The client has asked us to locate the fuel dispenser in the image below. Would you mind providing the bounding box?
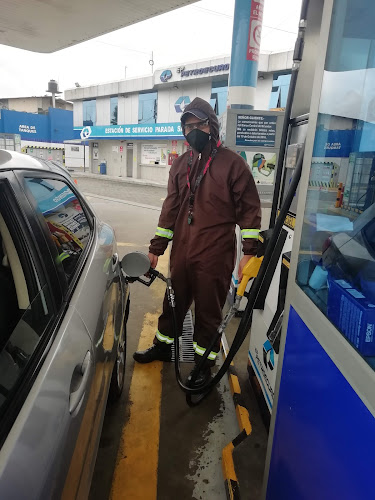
[262,0,375,498]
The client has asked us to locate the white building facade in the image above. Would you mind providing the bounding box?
[65,51,292,182]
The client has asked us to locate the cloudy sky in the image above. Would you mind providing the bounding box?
[0,0,302,98]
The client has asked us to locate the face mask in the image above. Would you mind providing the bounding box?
[186,129,210,153]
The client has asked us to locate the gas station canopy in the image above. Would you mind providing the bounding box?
[0,0,198,53]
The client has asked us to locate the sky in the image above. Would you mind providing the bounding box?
[0,0,302,98]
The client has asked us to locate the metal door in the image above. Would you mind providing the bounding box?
[126,147,133,177]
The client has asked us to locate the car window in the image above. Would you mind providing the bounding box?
[25,178,91,281]
[0,203,54,419]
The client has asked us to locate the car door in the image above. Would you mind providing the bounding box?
[0,170,96,499]
[18,169,124,497]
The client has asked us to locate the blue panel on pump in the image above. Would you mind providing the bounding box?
[267,306,375,500]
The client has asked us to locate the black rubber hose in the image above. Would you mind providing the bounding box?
[269,0,309,227]
[173,143,305,397]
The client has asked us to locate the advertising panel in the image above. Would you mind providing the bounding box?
[247,0,264,62]
[238,150,276,184]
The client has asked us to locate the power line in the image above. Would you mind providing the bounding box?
[94,40,150,55]
[193,6,297,35]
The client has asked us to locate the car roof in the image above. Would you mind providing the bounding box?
[0,149,71,180]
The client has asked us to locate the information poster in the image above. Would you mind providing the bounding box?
[141,144,167,165]
[236,114,277,147]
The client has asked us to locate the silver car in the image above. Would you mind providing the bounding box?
[0,150,129,499]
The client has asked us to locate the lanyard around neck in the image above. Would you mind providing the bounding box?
[186,140,221,193]
[186,140,221,225]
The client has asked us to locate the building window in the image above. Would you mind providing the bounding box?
[210,80,228,117]
[110,96,118,125]
[138,92,157,124]
[83,99,96,126]
[269,73,291,109]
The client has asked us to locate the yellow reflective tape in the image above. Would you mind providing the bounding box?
[193,342,218,360]
[56,252,70,264]
[155,227,173,239]
[241,229,260,239]
[156,330,174,344]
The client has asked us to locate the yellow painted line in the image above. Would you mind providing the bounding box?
[222,443,237,482]
[228,373,241,396]
[236,405,252,436]
[110,250,169,500]
[117,242,149,248]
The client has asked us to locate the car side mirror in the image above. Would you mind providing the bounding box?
[121,252,151,278]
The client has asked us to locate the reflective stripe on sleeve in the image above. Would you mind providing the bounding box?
[241,229,260,239]
[156,330,174,345]
[155,227,174,240]
[56,252,70,264]
[193,342,218,361]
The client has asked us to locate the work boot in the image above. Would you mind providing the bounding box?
[187,365,211,388]
[133,343,172,363]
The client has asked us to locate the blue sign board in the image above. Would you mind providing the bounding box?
[236,114,277,147]
[313,129,355,157]
[0,108,74,143]
[77,122,184,140]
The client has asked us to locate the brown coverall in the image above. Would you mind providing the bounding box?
[149,98,261,365]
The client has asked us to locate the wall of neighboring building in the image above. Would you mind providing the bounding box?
[2,97,73,113]
[8,97,39,113]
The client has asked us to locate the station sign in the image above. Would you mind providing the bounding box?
[77,122,184,140]
[181,63,230,78]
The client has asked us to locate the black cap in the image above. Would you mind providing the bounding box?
[181,108,209,124]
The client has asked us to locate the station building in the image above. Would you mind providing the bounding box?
[65,51,293,182]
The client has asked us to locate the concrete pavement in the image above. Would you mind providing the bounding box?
[86,193,268,500]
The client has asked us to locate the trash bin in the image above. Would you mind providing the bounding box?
[99,162,107,175]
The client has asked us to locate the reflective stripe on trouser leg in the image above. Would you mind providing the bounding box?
[156,330,174,345]
[193,342,218,361]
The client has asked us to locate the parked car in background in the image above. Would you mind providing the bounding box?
[0,149,129,499]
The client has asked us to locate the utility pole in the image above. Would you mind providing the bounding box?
[149,51,154,74]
